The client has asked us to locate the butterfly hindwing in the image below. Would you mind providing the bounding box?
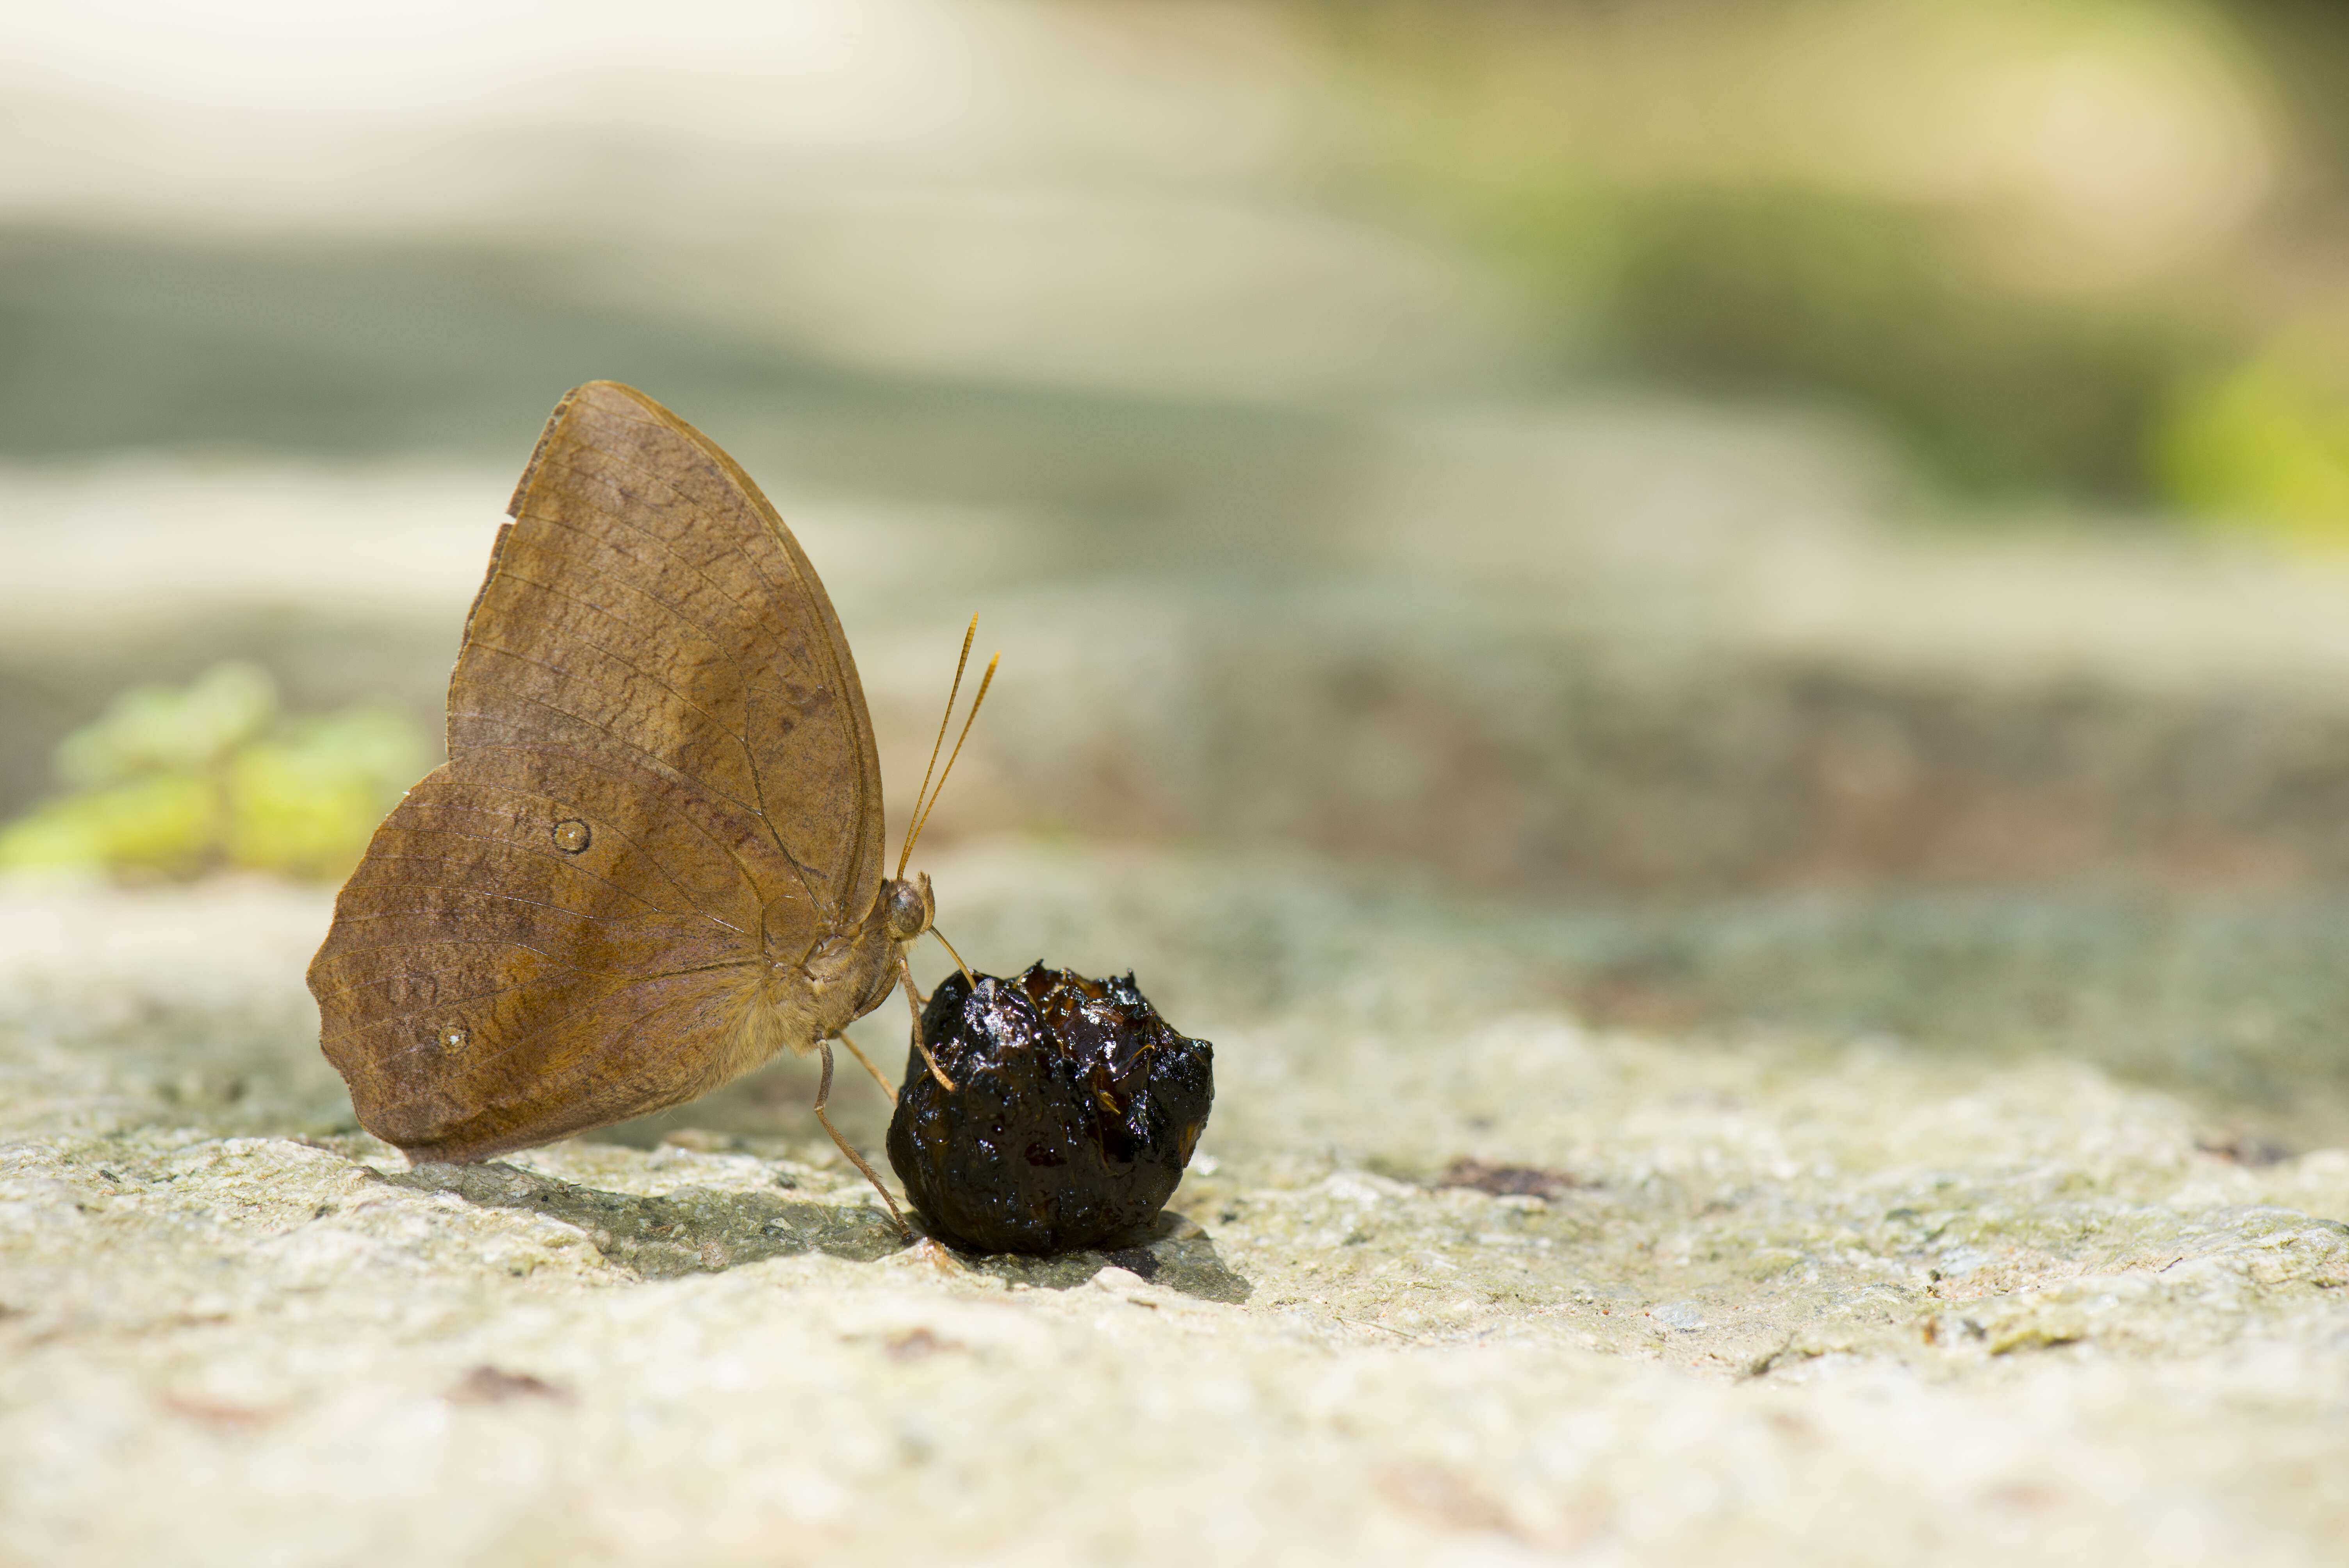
[308,742,804,1160]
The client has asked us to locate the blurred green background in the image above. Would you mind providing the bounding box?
[6,0,2349,1143]
[1308,0,2349,529]
[9,1,2349,530]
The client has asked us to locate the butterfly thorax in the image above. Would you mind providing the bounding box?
[740,872,929,1069]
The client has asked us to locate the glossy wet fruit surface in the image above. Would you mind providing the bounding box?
[886,964,1214,1254]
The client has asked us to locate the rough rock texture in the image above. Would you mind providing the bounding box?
[4,852,2347,1566]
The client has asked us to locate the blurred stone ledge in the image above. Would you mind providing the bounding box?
[872,404,2349,900]
[14,401,2349,901]
[863,569,2349,901]
[11,572,2349,903]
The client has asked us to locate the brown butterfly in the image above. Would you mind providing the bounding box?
[306,381,993,1229]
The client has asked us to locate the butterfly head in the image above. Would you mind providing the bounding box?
[880,871,935,944]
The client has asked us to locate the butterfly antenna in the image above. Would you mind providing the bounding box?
[898,616,977,880]
[900,652,998,872]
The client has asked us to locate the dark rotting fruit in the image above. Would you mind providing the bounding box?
[886,964,1214,1254]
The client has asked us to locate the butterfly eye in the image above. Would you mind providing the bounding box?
[551,819,591,853]
[439,1026,471,1052]
[882,878,931,941]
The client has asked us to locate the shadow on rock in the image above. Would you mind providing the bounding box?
[385,1161,905,1276]
[949,1212,1253,1304]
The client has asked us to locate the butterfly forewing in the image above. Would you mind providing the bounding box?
[449,382,884,926]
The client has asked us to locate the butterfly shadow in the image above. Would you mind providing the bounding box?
[943,1212,1255,1305]
[381,1160,1253,1301]
[384,1160,907,1275]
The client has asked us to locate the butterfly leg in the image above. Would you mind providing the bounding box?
[898,947,957,1092]
[814,1038,909,1240]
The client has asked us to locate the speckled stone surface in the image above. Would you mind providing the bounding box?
[3,850,2347,1566]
